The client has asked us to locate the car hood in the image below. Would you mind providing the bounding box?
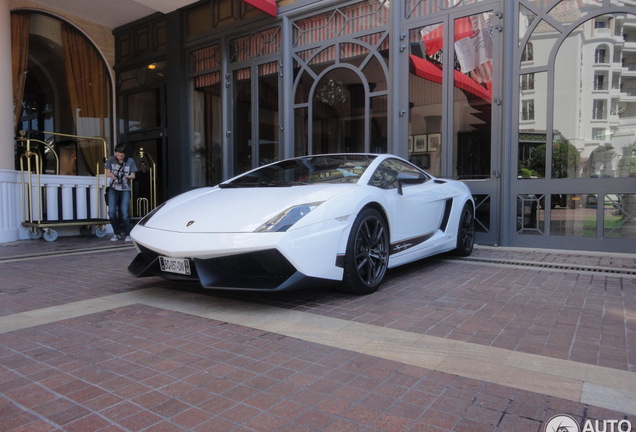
[143,184,356,233]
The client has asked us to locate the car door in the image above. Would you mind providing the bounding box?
[371,159,452,253]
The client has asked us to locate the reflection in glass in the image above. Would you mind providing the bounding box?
[294,107,308,157]
[192,72,222,187]
[550,194,596,237]
[473,194,490,233]
[519,5,537,44]
[517,194,544,234]
[604,194,636,239]
[312,69,367,154]
[127,89,159,131]
[370,96,388,154]
[453,12,493,180]
[518,72,548,179]
[553,12,636,179]
[408,23,444,176]
[234,68,252,174]
[258,62,279,166]
[405,0,486,19]
[520,20,559,70]
[547,0,603,25]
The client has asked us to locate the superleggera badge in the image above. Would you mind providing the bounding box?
[186,221,195,227]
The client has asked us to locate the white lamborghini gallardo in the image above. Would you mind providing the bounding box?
[128,154,475,295]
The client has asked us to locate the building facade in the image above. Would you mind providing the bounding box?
[3,0,636,253]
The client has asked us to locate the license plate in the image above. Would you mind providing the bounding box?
[159,256,191,275]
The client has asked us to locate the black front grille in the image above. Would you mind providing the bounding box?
[208,249,296,278]
[195,249,297,289]
[130,246,299,290]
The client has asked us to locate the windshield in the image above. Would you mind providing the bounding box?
[220,155,377,188]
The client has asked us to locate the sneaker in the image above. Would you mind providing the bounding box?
[111,234,120,241]
[124,235,132,242]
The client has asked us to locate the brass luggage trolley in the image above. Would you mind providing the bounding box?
[17,131,110,242]
[131,147,157,219]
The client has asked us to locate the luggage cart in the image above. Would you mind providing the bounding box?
[17,131,110,242]
[131,147,157,219]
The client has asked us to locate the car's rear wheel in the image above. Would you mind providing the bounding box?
[453,202,475,256]
[341,208,389,295]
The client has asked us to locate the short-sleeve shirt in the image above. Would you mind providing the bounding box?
[105,156,137,192]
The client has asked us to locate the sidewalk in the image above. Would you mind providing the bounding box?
[0,236,634,431]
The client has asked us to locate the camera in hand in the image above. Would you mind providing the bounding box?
[116,171,126,184]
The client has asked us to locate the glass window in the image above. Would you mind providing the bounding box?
[521,73,534,90]
[234,68,252,174]
[127,89,160,131]
[604,194,636,239]
[192,72,222,187]
[453,12,494,181]
[521,42,534,62]
[594,74,606,90]
[521,100,534,121]
[370,158,426,190]
[408,23,444,177]
[550,194,596,237]
[517,194,544,234]
[593,100,607,120]
[595,47,607,64]
[292,0,390,157]
[13,12,112,176]
[258,62,280,166]
[592,128,606,141]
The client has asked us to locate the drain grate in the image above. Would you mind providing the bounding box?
[443,256,636,277]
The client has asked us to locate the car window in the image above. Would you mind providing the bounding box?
[220,155,376,188]
[369,158,428,190]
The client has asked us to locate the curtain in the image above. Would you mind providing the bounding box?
[11,13,30,131]
[61,23,109,176]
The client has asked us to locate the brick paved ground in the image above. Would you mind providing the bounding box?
[1,304,632,432]
[0,236,635,431]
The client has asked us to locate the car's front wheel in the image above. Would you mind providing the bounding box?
[453,202,475,256]
[341,208,389,295]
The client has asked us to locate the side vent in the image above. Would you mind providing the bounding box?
[439,199,453,232]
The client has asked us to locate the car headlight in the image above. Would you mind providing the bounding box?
[255,202,324,232]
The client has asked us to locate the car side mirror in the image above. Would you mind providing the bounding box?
[396,171,426,195]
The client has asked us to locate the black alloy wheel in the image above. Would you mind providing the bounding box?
[342,208,389,295]
[454,202,475,256]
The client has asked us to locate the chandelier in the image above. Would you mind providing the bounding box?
[316,79,347,106]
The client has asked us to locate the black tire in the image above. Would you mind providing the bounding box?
[341,208,389,295]
[453,202,475,256]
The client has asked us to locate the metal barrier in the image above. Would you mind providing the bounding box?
[16,131,110,242]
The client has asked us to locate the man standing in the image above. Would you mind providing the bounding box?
[105,144,137,241]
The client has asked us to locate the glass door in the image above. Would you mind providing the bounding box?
[230,61,281,175]
[406,1,502,245]
[450,6,501,246]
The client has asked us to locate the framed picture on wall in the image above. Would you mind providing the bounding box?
[414,134,427,153]
[408,135,414,153]
[428,133,441,151]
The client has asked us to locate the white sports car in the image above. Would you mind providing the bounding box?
[128,154,475,295]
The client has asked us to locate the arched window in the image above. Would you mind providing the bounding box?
[594,44,608,64]
[12,11,112,176]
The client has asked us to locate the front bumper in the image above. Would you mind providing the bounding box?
[127,220,351,290]
[128,245,330,291]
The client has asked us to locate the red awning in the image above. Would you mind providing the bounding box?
[243,0,277,17]
[409,54,491,103]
